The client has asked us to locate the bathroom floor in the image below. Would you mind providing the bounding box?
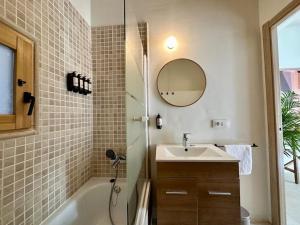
[285,170,300,225]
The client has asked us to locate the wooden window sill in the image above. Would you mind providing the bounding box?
[0,128,37,140]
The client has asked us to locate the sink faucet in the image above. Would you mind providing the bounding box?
[183,133,191,148]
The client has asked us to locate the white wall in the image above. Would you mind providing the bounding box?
[144,0,269,222]
[91,0,124,26]
[70,0,91,25]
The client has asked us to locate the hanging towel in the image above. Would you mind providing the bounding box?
[225,145,252,175]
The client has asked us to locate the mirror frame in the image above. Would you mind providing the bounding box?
[157,58,207,107]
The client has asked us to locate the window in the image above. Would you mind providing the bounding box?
[0,44,14,115]
[0,21,35,133]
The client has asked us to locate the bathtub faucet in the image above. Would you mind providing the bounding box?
[106,149,126,168]
[112,154,126,168]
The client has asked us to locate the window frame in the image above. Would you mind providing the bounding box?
[0,20,37,138]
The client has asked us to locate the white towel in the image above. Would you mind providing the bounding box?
[225,145,252,175]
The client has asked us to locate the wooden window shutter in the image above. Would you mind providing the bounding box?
[15,37,34,129]
[0,21,35,132]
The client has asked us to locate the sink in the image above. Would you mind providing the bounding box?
[164,146,222,158]
[156,144,239,162]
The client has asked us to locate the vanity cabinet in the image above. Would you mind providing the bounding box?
[157,162,240,225]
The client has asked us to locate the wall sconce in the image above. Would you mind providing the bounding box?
[165,36,177,50]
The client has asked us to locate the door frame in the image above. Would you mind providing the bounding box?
[263,1,300,225]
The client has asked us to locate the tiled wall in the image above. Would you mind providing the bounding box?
[0,0,147,222]
[0,0,93,225]
[90,23,147,178]
[91,25,126,178]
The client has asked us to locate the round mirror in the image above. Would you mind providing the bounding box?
[157,59,206,107]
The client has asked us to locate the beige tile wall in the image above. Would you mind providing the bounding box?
[90,23,147,178]
[0,0,93,225]
[91,25,126,178]
[0,0,147,222]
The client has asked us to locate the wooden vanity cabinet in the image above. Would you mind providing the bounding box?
[157,162,241,225]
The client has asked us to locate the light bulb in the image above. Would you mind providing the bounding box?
[166,36,177,50]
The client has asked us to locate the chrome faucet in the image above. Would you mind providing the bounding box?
[182,133,191,148]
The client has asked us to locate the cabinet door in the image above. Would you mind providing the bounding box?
[157,211,198,225]
[157,178,198,225]
[197,182,241,225]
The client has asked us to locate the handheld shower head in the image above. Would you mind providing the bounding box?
[106,149,116,160]
[106,149,126,168]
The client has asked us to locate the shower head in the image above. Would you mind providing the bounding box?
[106,149,116,160]
[106,149,126,169]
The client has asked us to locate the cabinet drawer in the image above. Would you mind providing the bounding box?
[197,182,240,225]
[157,210,198,225]
[197,182,240,208]
[198,207,240,225]
[157,178,198,211]
[157,162,239,180]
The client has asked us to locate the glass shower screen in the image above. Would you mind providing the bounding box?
[125,3,148,224]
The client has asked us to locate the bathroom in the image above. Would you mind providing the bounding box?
[0,0,297,225]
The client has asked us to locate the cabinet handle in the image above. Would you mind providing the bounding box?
[208,191,232,196]
[165,191,188,195]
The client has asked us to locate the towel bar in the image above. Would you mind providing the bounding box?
[214,143,258,148]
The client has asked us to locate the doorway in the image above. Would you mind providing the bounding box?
[263,2,300,225]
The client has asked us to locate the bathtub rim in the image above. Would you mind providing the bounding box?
[134,180,150,225]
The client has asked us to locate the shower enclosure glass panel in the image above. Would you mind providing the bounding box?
[125,4,148,225]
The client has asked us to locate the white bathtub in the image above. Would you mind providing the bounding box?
[41,178,127,225]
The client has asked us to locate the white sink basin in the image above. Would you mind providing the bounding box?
[164,146,222,158]
[156,144,238,162]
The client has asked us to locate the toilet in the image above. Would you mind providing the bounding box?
[241,207,251,225]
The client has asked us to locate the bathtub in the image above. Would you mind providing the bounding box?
[41,178,127,225]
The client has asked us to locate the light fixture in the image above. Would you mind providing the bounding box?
[166,36,177,50]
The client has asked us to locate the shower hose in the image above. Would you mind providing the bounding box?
[109,165,119,225]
